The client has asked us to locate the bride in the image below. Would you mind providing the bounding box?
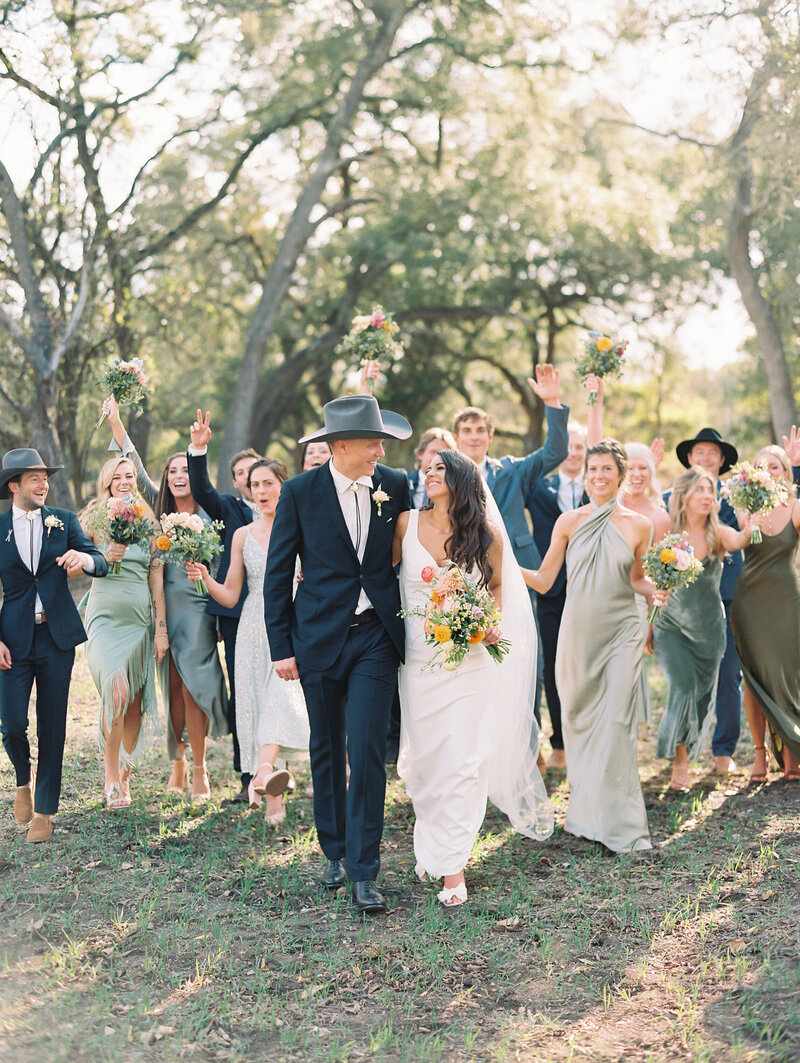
[393,449,553,907]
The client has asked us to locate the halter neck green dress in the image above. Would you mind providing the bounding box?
[555,499,651,852]
[731,518,800,762]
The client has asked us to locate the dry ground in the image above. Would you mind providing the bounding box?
[1,653,798,1063]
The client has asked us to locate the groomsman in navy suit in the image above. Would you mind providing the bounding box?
[0,449,108,842]
[452,363,569,724]
[266,395,411,914]
[527,425,590,768]
[187,410,261,801]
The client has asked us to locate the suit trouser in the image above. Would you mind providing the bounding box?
[711,600,742,757]
[0,624,75,815]
[299,618,398,882]
[217,614,248,782]
[536,588,567,750]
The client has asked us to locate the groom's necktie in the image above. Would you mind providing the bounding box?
[350,481,363,553]
[26,510,38,572]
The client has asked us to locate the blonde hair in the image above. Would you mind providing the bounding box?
[81,456,155,527]
[623,442,665,508]
[669,466,720,557]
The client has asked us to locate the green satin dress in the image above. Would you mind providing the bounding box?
[555,499,651,853]
[84,540,160,761]
[654,555,725,761]
[731,519,800,762]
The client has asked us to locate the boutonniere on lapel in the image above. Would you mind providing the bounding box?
[372,489,391,516]
[44,514,64,536]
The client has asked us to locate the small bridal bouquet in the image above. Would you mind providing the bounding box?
[335,306,403,391]
[85,493,156,574]
[96,357,151,428]
[642,533,703,623]
[402,563,510,671]
[722,462,788,544]
[156,513,223,595]
[575,329,628,404]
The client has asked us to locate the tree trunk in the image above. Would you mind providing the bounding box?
[728,172,797,439]
[217,3,410,489]
[32,368,74,509]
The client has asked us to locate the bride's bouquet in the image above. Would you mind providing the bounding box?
[85,492,156,574]
[642,533,703,623]
[96,357,151,428]
[334,306,403,391]
[722,462,788,544]
[402,563,511,671]
[156,513,223,595]
[575,329,628,404]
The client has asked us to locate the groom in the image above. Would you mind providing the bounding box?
[265,395,411,913]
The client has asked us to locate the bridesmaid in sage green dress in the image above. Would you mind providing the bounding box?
[82,455,167,808]
[653,467,751,790]
[731,445,800,782]
[104,399,229,802]
[523,440,667,853]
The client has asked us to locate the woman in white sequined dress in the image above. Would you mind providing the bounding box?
[187,459,309,824]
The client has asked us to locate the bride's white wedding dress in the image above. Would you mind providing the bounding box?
[397,509,553,879]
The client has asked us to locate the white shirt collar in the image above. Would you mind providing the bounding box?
[558,470,583,487]
[328,458,373,494]
[12,505,41,522]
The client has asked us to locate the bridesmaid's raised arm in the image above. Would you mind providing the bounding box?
[521,511,572,593]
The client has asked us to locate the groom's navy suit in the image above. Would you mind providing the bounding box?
[265,461,410,881]
[0,507,108,814]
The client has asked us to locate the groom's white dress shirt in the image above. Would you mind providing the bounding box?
[11,505,95,613]
[329,459,373,615]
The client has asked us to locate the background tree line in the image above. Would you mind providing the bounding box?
[1,0,798,507]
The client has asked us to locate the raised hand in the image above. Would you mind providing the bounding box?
[650,437,665,467]
[781,425,800,466]
[190,409,212,449]
[527,363,561,406]
[359,359,381,394]
[584,373,604,403]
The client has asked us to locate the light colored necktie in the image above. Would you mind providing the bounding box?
[572,481,579,509]
[350,481,362,553]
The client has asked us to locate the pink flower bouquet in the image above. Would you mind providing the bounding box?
[156,512,224,594]
[96,357,151,428]
[85,492,156,574]
[722,462,788,544]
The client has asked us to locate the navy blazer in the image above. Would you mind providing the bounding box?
[485,404,569,569]
[187,451,253,620]
[0,507,108,658]
[265,463,411,672]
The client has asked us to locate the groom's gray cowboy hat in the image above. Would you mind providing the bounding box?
[299,395,412,445]
[676,428,738,475]
[0,448,64,499]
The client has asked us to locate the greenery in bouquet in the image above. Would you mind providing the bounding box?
[722,462,788,544]
[85,492,156,574]
[96,357,151,427]
[575,329,628,404]
[334,306,403,389]
[401,563,510,671]
[642,532,704,623]
[155,513,223,595]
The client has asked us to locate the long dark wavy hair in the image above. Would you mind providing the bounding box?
[432,449,495,587]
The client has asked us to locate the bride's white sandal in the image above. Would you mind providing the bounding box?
[437,882,468,907]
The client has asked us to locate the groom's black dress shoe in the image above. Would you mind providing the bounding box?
[352,880,387,914]
[317,859,347,890]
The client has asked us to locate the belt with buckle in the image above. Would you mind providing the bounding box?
[34,612,47,625]
[350,608,378,628]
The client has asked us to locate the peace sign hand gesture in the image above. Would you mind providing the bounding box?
[191,409,212,449]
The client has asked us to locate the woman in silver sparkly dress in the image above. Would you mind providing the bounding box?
[187,459,309,824]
